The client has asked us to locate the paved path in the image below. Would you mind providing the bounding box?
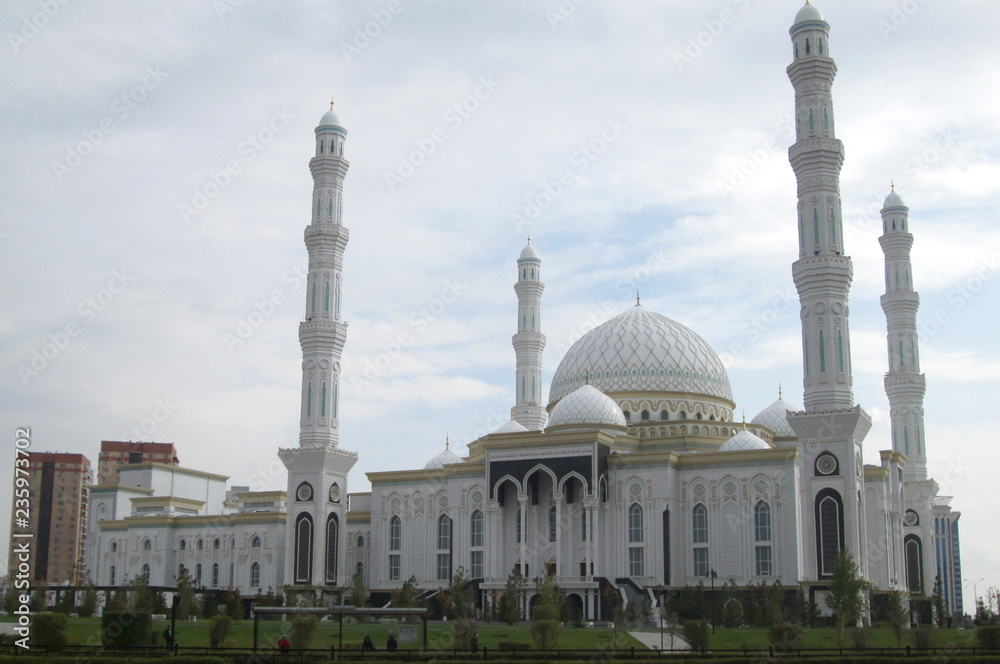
[628,629,691,651]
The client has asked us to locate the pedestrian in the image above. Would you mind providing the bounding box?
[470,632,479,653]
[362,634,376,650]
[163,627,174,649]
[277,634,291,654]
[387,634,397,650]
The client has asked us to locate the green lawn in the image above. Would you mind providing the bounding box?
[61,617,641,651]
[675,626,980,651]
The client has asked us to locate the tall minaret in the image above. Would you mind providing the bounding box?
[512,239,546,430]
[879,188,927,480]
[299,102,349,446]
[788,2,854,412]
[279,103,357,590]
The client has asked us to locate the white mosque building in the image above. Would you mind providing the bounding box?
[85,3,963,622]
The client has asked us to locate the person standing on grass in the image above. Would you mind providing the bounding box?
[277,634,291,654]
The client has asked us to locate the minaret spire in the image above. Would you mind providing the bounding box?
[512,238,546,430]
[879,188,927,480]
[788,2,854,412]
[298,103,350,446]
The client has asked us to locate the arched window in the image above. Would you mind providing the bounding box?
[326,514,339,585]
[324,281,330,312]
[641,410,649,421]
[813,208,820,243]
[692,503,708,543]
[356,561,364,577]
[356,534,365,548]
[754,501,772,541]
[335,281,341,316]
[629,503,644,543]
[178,539,185,550]
[109,565,116,586]
[837,330,845,373]
[531,375,536,400]
[819,330,826,372]
[310,281,317,313]
[320,381,327,417]
[250,535,261,548]
[904,426,910,455]
[196,563,203,587]
[197,538,204,550]
[899,340,905,369]
[548,505,557,542]
[142,538,152,551]
[660,411,669,421]
[211,563,219,588]
[679,411,686,420]
[229,563,234,586]
[823,107,829,131]
[516,507,523,543]
[815,489,844,577]
[809,108,815,131]
[581,508,588,541]
[805,38,811,54]
[904,535,923,593]
[306,383,313,417]
[142,563,151,584]
[111,541,118,552]
[213,538,220,550]
[389,516,402,551]
[819,38,824,54]
[829,207,835,243]
[470,510,484,547]
[436,514,452,581]
[804,332,810,375]
[294,513,314,583]
[623,410,631,421]
[250,562,261,587]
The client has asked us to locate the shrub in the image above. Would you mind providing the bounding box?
[767,623,803,651]
[683,620,709,652]
[851,626,872,650]
[209,615,233,647]
[978,625,1000,649]
[100,612,153,647]
[913,624,936,650]
[498,641,530,651]
[289,615,317,649]
[30,612,68,647]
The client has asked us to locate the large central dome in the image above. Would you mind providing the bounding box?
[549,305,733,406]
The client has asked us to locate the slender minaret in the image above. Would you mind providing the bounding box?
[299,102,349,446]
[879,187,927,480]
[788,2,854,412]
[279,102,357,589]
[512,239,546,430]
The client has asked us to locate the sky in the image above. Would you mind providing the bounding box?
[1,0,998,606]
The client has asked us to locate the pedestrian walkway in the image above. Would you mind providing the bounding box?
[628,629,691,651]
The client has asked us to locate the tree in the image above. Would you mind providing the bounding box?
[126,575,154,613]
[932,576,949,628]
[78,576,100,618]
[446,567,476,648]
[209,615,233,647]
[391,575,421,608]
[175,566,197,619]
[602,584,626,647]
[885,591,908,647]
[498,568,526,625]
[825,551,864,641]
[346,571,368,608]
[289,615,317,649]
[3,588,20,614]
[530,575,563,650]
[222,588,243,620]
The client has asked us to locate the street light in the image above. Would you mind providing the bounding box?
[965,577,984,617]
[708,568,718,634]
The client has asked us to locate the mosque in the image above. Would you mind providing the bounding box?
[85,2,963,622]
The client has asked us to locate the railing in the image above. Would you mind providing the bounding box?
[2,643,999,661]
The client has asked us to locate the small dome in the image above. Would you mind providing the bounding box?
[493,419,529,434]
[751,395,800,438]
[720,428,771,452]
[519,239,539,261]
[423,444,460,470]
[883,189,906,210]
[794,2,824,24]
[319,109,343,128]
[548,385,627,429]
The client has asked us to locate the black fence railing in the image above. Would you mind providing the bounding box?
[2,643,999,661]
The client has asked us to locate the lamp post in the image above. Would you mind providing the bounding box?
[965,577,983,619]
[709,569,718,634]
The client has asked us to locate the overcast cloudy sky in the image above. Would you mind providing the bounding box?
[2,1,998,602]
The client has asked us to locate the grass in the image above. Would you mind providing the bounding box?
[59,617,642,651]
[692,626,980,651]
